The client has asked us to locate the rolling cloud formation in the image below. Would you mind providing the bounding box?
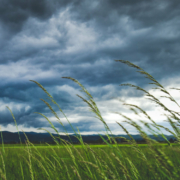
[0,0,180,134]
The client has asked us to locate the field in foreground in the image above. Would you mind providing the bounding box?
[0,144,180,180]
[0,143,179,148]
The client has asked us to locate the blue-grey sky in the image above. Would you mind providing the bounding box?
[0,0,180,134]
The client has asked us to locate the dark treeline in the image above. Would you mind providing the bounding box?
[0,131,176,145]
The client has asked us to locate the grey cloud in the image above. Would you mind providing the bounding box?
[0,0,70,32]
[0,0,179,133]
[70,0,180,28]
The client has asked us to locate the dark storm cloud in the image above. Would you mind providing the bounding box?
[65,0,180,88]
[0,0,71,32]
[70,0,180,29]
[0,0,72,59]
[0,0,180,133]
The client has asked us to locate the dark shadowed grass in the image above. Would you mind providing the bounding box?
[1,60,180,179]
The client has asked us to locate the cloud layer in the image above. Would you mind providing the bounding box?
[0,0,180,134]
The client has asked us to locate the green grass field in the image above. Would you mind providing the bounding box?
[1,60,180,180]
[0,143,179,148]
[0,144,180,179]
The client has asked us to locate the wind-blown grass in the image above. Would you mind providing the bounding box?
[0,60,180,179]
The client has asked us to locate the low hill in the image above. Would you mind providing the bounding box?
[0,131,176,144]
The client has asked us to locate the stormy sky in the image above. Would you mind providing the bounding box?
[0,0,180,135]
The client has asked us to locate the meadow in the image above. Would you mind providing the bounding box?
[1,60,180,180]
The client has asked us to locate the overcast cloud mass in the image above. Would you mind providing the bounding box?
[0,0,180,135]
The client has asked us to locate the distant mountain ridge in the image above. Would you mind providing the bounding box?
[0,131,176,144]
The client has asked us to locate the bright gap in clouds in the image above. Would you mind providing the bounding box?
[2,74,180,136]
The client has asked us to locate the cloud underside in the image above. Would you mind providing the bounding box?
[0,0,180,134]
